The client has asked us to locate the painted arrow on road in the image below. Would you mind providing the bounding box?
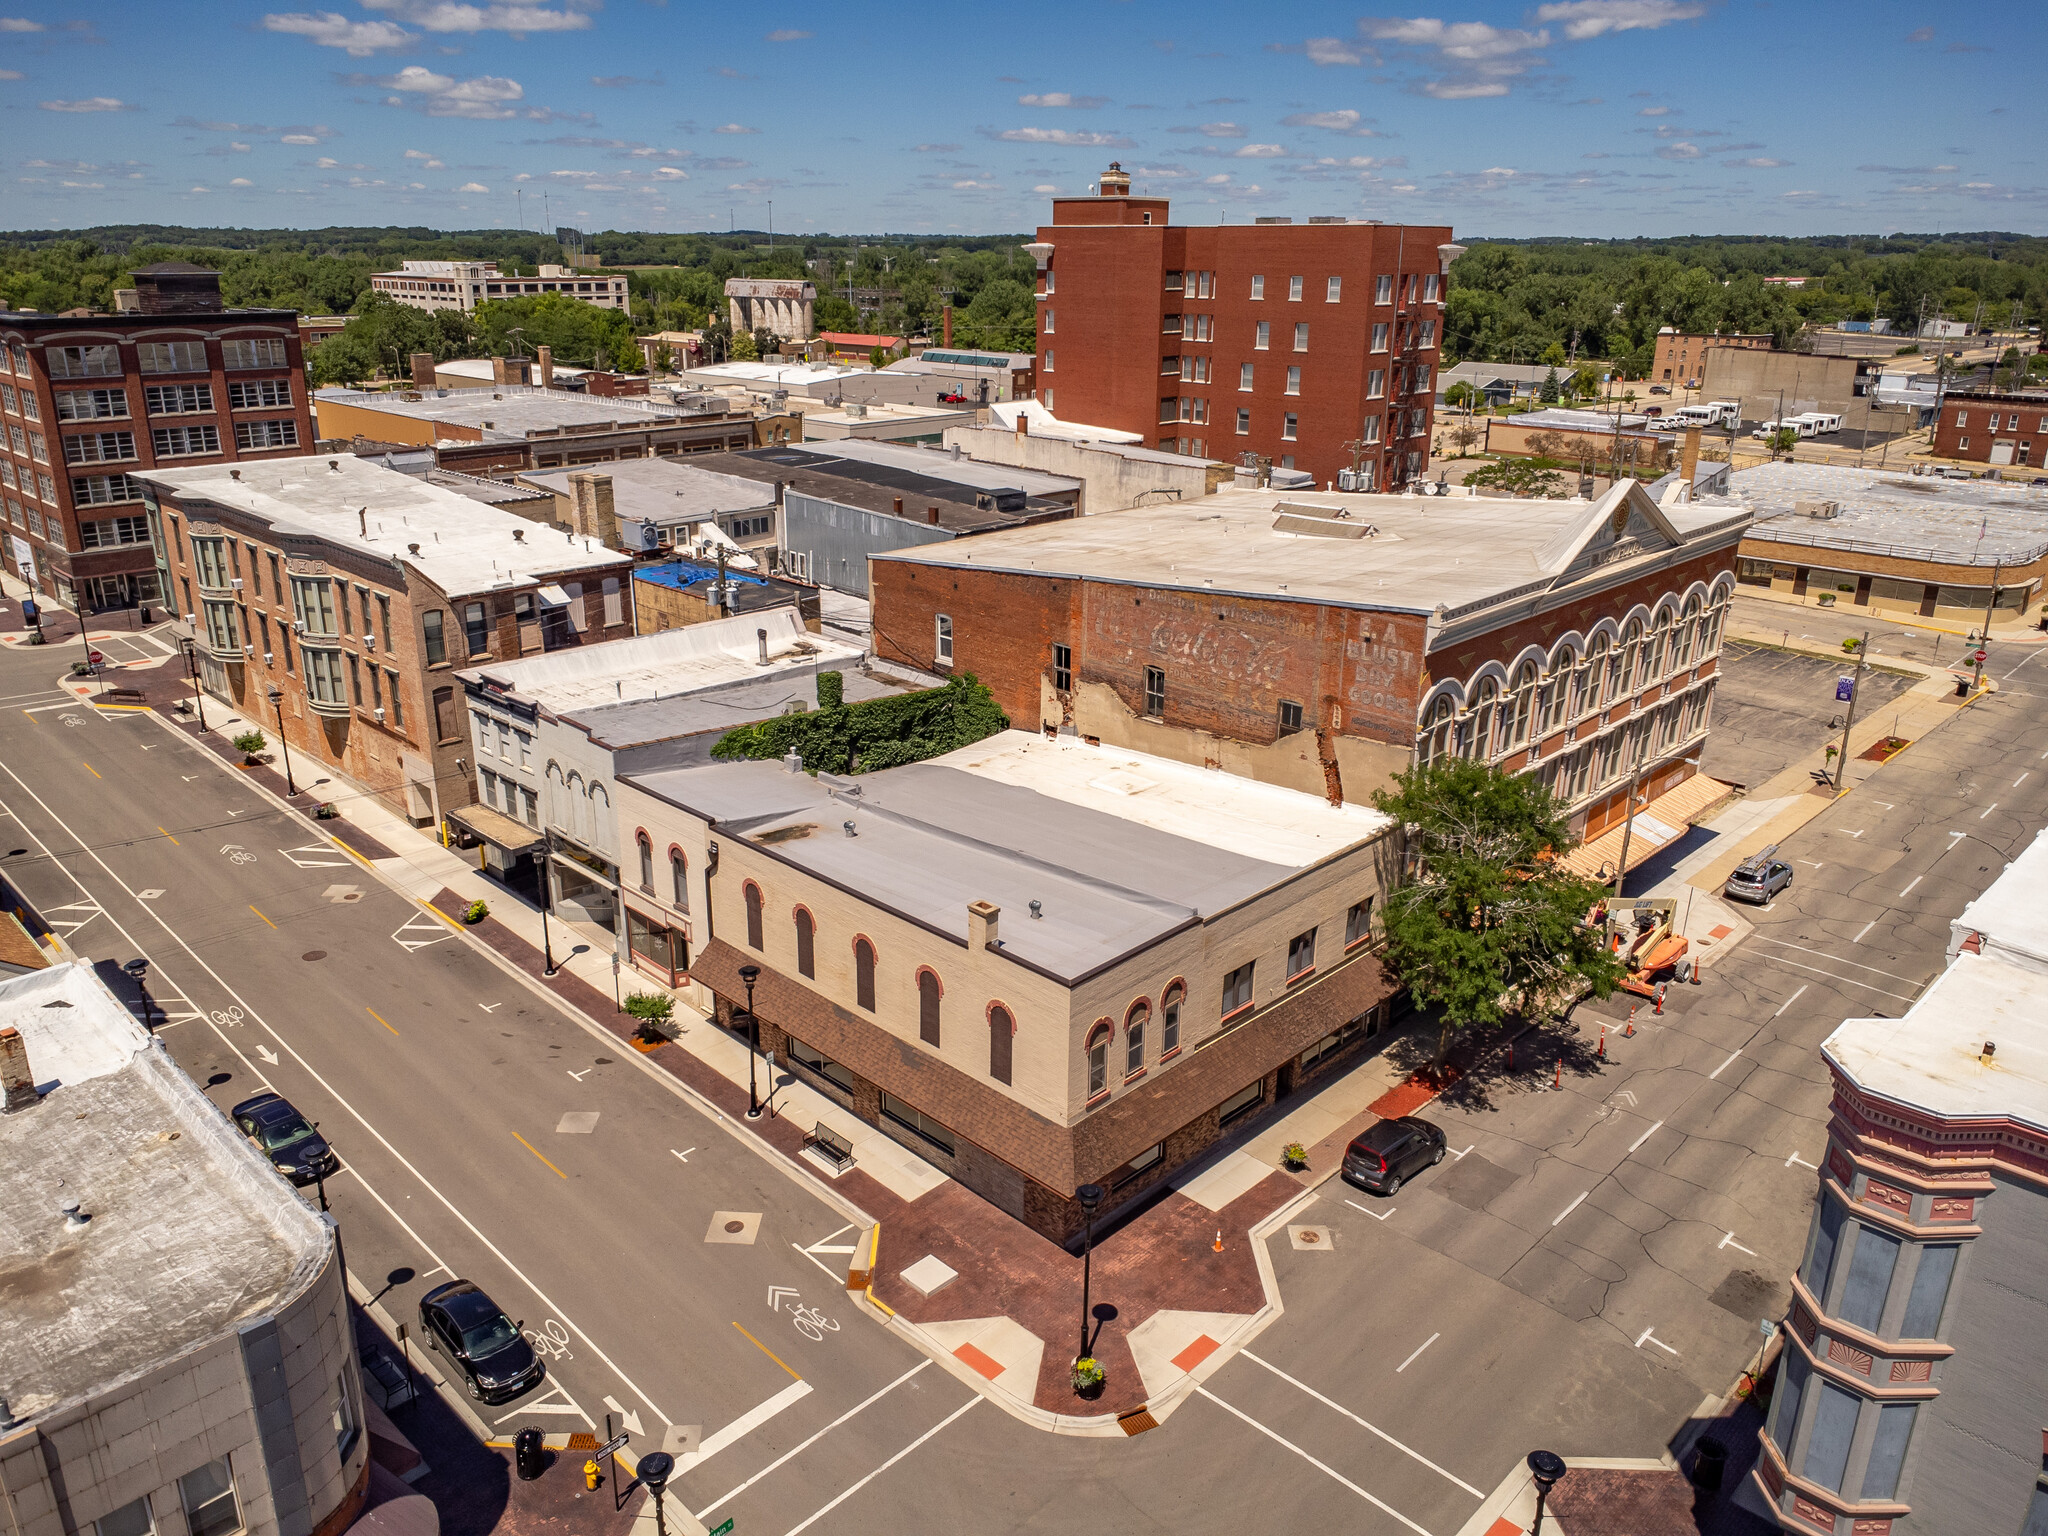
[255,1044,279,1065]
[602,1396,644,1437]
[766,1285,800,1312]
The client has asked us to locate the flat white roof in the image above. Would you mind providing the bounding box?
[683,361,865,387]
[985,401,1146,445]
[459,606,862,714]
[1954,828,2048,966]
[435,357,590,381]
[138,455,624,595]
[314,384,702,439]
[1736,462,2048,567]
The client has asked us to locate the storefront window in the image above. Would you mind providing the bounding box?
[626,906,686,985]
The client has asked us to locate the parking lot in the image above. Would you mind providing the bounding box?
[1703,637,1919,789]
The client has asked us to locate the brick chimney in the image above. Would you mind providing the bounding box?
[1016,412,1029,438]
[967,900,999,951]
[131,262,224,315]
[1,1026,38,1113]
[942,305,953,349]
[537,344,554,389]
[567,471,615,540]
[927,505,940,525]
[492,355,511,386]
[1679,428,1701,495]
[410,352,436,391]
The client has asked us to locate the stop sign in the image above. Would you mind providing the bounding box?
[1975,649,1989,663]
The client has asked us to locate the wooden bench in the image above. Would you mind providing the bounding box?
[99,687,148,705]
[803,1121,855,1172]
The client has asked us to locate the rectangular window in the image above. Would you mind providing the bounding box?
[1125,1015,1144,1077]
[1043,310,1053,334]
[1112,1142,1163,1190]
[138,341,208,375]
[378,594,393,650]
[1285,366,1301,396]
[96,1497,154,1536]
[1162,991,1180,1054]
[1901,1244,1957,1337]
[1375,274,1394,304]
[1839,1224,1901,1332]
[1238,363,1254,391]
[306,648,346,705]
[1236,407,1250,435]
[1278,698,1304,734]
[1287,275,1304,302]
[1222,961,1254,1017]
[1802,1198,1844,1301]
[1326,276,1342,303]
[55,388,128,420]
[1144,665,1164,718]
[1293,322,1309,352]
[422,610,446,664]
[387,671,403,728]
[63,431,136,464]
[880,1091,955,1156]
[1860,1402,1917,1502]
[1368,369,1386,399]
[935,613,954,666]
[348,654,363,704]
[234,419,299,450]
[47,344,120,378]
[1052,642,1072,692]
[1419,321,1437,349]
[1165,271,1183,292]
[152,424,220,457]
[179,1458,241,1536]
[222,338,289,370]
[1345,897,1373,947]
[1254,320,1270,350]
[1218,1078,1263,1125]
[1282,412,1298,441]
[1249,274,1265,300]
[464,601,489,655]
[27,431,46,462]
[291,577,336,635]
[227,379,293,410]
[79,514,150,549]
[145,383,214,415]
[1371,323,1390,353]
[790,1038,857,1094]
[1802,1381,1861,1493]
[1287,928,1316,980]
[1043,350,1053,373]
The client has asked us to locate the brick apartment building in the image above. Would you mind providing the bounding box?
[0,263,314,612]
[1652,328,1771,389]
[871,479,1751,878]
[1027,164,1457,489]
[1933,389,2048,468]
[137,455,632,825]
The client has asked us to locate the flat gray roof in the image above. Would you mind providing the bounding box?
[0,964,328,1423]
[625,730,1389,982]
[871,481,1749,621]
[315,384,707,441]
[519,458,778,522]
[1736,462,2048,568]
[790,438,1082,498]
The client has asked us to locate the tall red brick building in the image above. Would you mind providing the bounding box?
[1025,165,1457,489]
[0,263,314,612]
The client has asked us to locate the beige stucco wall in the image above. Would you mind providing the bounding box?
[941,425,1226,516]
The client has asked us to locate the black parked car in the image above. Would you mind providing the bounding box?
[230,1092,339,1187]
[1342,1115,1447,1196]
[419,1281,543,1403]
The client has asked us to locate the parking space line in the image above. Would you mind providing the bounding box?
[1851,920,1875,944]
[1239,1350,1484,1496]
[1552,1191,1589,1226]
[1751,951,1918,1001]
[1749,939,1920,983]
[1708,1050,1741,1080]
[779,1396,979,1536]
[694,1361,931,1522]
[1395,1334,1440,1374]
[367,1006,398,1036]
[248,904,276,930]
[1770,983,1809,1019]
[1195,1387,1438,1536]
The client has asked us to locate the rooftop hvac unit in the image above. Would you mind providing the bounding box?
[1795,499,1840,519]
[1337,468,1368,492]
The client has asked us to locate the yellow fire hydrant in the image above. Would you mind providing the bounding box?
[583,1459,601,1492]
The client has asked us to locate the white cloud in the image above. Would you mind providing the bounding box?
[230,141,251,152]
[1655,141,1701,159]
[458,180,490,192]
[713,122,758,134]
[1234,143,1286,157]
[952,179,998,189]
[653,166,688,179]
[229,177,254,186]
[913,143,960,152]
[359,0,593,34]
[980,127,1135,147]
[1171,121,1246,137]
[0,69,22,80]
[281,133,321,145]
[1017,92,1108,108]
[1637,104,1671,115]
[382,65,455,91]
[764,27,811,40]
[1305,37,1368,65]
[1423,79,1509,98]
[39,97,134,112]
[1531,0,1708,40]
[190,185,209,193]
[262,11,415,54]
[0,16,47,29]
[1032,183,1057,193]
[1730,157,1787,168]
[316,156,340,168]
[1365,17,1547,62]
[369,65,526,117]
[1281,109,1381,134]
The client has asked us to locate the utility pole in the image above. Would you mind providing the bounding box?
[1976,560,2003,690]
[1611,764,1646,900]
[1833,629,1871,798]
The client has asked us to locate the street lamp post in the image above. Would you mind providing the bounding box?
[636,1451,674,1536]
[121,957,153,1030]
[1527,1450,1567,1535]
[179,637,206,732]
[266,687,298,797]
[1076,1183,1105,1360]
[739,963,762,1118]
[538,828,560,977]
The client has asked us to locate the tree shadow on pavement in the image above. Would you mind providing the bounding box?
[1425,1014,1611,1116]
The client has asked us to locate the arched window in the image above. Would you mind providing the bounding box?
[1647,608,1674,681]
[918,969,942,1045]
[1470,677,1500,760]
[989,1003,1013,1084]
[1125,1000,1149,1078]
[1704,590,1729,653]
[670,849,688,911]
[1506,661,1540,750]
[1417,694,1455,767]
[853,936,876,1011]
[1618,618,1643,697]
[794,907,815,978]
[1586,632,1612,709]
[1676,594,1702,669]
[636,831,653,893]
[1162,981,1184,1055]
[1542,647,1573,732]
[743,881,763,950]
[1085,1022,1111,1098]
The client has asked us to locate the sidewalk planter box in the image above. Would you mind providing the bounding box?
[1282,1142,1309,1171]
[1070,1357,1105,1399]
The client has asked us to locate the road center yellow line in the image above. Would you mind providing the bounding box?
[159,825,180,846]
[512,1130,567,1179]
[366,1006,398,1036]
[731,1320,803,1381]
[248,904,277,929]
[82,761,101,779]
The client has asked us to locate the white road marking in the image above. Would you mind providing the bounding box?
[1837,829,1864,839]
[1900,875,1923,897]
[567,1067,593,1081]
[1796,859,1824,868]
[1553,1191,1590,1226]
[1343,1199,1397,1221]
[1636,1327,1680,1356]
[671,1147,695,1162]
[1751,941,1919,984]
[2017,772,2031,788]
[1195,1388,1440,1536]
[1719,1232,1758,1256]
[1395,1333,1441,1375]
[0,755,674,1428]
[1771,985,1810,1020]
[602,1396,644,1436]
[1981,804,1998,820]
[478,1002,502,1012]
[1240,1350,1482,1495]
[1750,954,1918,1002]
[1450,1144,1475,1161]
[255,1043,279,1064]
[767,1285,801,1312]
[1950,830,1968,845]
[1627,1120,1664,1155]
[1786,1149,1819,1170]
[392,914,452,951]
[775,1391,969,1536]
[1852,920,1876,944]
[695,1362,933,1522]
[1708,1050,1742,1080]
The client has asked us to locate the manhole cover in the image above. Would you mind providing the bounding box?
[724,1219,746,1233]
[302,950,327,961]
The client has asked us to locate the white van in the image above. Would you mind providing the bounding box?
[1670,405,1721,428]
[1752,419,1788,439]
[1707,400,1742,427]
[1806,412,1843,434]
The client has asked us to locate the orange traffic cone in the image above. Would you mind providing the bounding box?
[1213,1229,1224,1253]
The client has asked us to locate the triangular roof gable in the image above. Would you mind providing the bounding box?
[1534,479,1687,577]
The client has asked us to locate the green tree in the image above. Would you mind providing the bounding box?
[1539,341,1568,368]
[1539,366,1562,403]
[1443,380,1477,411]
[1371,759,1625,1061]
[729,328,759,361]
[1464,458,1570,498]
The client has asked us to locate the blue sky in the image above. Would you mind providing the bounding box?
[2,0,2042,238]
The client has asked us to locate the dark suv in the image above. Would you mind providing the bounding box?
[419,1281,543,1404]
[230,1092,339,1187]
[1342,1115,1447,1196]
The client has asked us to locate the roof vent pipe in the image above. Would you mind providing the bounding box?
[757,627,769,666]
[843,819,858,838]
[783,749,804,774]
[60,1198,88,1230]
[358,508,368,537]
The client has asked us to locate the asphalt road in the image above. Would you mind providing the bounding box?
[4,629,2044,1536]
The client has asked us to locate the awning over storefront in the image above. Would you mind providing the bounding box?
[445,802,546,854]
[536,583,573,607]
[1562,772,1736,881]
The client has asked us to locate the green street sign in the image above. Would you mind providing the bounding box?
[708,1521,735,1536]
